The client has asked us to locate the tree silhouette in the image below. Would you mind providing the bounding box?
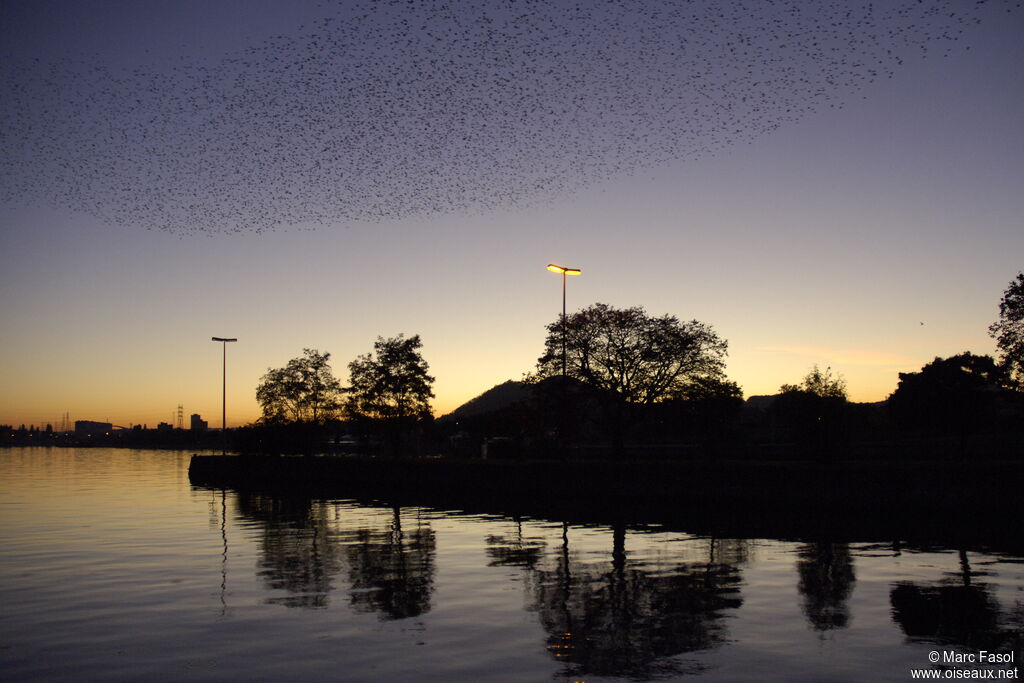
[662,375,745,449]
[772,365,849,457]
[989,272,1024,384]
[256,348,344,423]
[346,334,435,456]
[532,303,728,456]
[779,365,847,399]
[887,352,1010,434]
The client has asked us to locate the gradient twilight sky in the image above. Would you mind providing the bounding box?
[1,0,1022,428]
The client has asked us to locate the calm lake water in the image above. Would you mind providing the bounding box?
[0,447,1020,682]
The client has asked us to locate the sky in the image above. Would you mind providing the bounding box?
[1,0,1022,428]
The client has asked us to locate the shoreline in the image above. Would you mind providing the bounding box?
[188,454,1024,550]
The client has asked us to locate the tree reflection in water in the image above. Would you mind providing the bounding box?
[796,542,856,632]
[485,516,547,570]
[238,493,345,608]
[338,504,436,620]
[891,549,1023,664]
[236,494,435,618]
[490,523,747,680]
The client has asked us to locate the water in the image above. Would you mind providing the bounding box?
[0,447,1020,682]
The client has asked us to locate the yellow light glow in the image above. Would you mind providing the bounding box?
[547,264,581,275]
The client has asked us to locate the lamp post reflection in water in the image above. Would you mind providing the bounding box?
[546,264,581,376]
[211,337,237,455]
[220,488,228,614]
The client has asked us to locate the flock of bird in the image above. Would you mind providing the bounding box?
[1,0,1018,236]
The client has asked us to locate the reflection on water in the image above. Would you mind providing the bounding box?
[239,493,436,617]
[1,448,1022,682]
[525,526,744,679]
[486,520,546,570]
[891,549,1023,662]
[234,495,753,677]
[226,496,1023,681]
[240,494,346,609]
[796,542,856,632]
[336,505,435,620]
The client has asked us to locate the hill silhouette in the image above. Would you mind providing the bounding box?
[439,380,530,422]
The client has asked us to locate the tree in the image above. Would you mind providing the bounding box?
[256,348,344,423]
[345,334,435,455]
[887,352,1011,434]
[989,272,1024,384]
[773,365,849,457]
[535,303,728,403]
[779,365,848,399]
[532,303,729,455]
[669,375,745,445]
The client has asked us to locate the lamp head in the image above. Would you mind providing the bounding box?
[547,264,581,275]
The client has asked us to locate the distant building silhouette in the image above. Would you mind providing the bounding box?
[157,422,174,432]
[74,420,112,438]
[190,414,208,432]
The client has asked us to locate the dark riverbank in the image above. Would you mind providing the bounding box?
[3,430,229,450]
[189,455,1024,550]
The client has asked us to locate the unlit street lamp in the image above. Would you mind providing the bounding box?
[546,264,581,376]
[212,337,237,455]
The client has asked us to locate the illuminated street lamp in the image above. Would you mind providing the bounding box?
[211,337,237,455]
[546,264,581,376]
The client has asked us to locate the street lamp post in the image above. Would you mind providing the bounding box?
[212,337,237,455]
[546,264,581,376]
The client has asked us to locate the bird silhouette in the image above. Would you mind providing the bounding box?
[1,0,1018,236]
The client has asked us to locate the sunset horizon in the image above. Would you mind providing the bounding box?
[4,2,1020,431]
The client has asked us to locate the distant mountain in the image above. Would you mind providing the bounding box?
[440,380,530,422]
[744,395,778,412]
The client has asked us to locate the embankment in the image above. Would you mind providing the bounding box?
[189,455,1023,547]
